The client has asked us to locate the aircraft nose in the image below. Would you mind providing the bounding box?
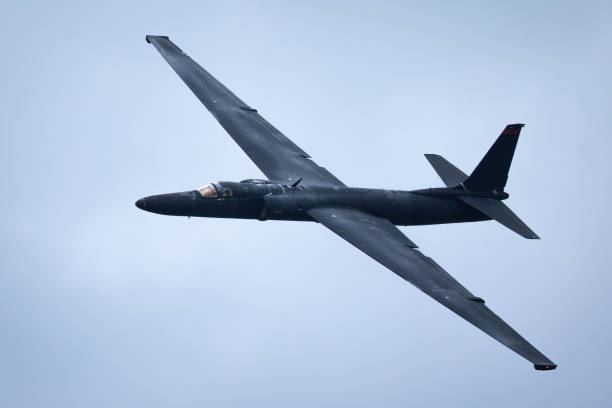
[134,192,195,215]
[135,198,146,209]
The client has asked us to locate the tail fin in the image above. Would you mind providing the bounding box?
[424,123,539,239]
[463,123,524,192]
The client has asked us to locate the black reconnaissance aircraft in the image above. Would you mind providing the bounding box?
[137,35,556,370]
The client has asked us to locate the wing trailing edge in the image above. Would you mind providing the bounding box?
[307,206,556,370]
[144,35,346,187]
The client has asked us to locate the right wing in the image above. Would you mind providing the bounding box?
[146,35,344,187]
[307,206,556,370]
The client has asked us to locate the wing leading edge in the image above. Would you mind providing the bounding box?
[307,207,556,370]
[146,35,344,187]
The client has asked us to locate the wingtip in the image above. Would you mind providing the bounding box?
[534,363,557,371]
[424,153,442,161]
[145,35,169,43]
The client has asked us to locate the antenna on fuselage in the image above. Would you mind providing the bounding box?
[290,178,303,188]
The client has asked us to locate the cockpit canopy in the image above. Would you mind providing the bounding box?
[197,180,283,199]
[197,182,235,198]
[197,183,218,198]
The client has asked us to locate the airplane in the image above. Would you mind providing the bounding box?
[136,35,556,370]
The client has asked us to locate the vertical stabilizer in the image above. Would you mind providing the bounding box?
[463,124,524,191]
[424,124,539,239]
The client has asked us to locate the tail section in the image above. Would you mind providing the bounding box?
[463,123,524,192]
[458,196,539,239]
[424,154,467,187]
[424,123,539,239]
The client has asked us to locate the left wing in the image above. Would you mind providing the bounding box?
[307,206,556,370]
[146,35,344,187]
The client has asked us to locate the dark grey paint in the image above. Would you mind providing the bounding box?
[137,35,556,370]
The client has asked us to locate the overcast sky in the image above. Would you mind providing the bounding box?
[2,1,611,406]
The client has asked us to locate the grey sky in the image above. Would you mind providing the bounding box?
[1,1,611,406]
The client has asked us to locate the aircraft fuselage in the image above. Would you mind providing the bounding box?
[135,180,489,226]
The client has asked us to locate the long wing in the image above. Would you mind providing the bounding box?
[146,35,344,187]
[307,207,556,370]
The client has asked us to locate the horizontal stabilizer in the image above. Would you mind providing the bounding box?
[459,196,539,239]
[424,154,467,187]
